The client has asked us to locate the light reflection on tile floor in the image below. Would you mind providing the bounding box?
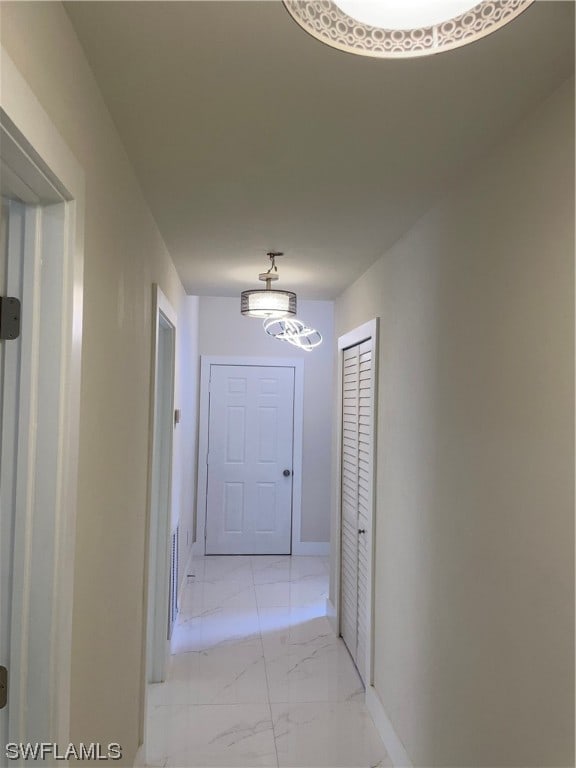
[146,555,391,767]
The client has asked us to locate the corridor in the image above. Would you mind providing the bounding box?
[146,556,391,767]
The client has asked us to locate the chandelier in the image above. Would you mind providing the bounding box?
[283,1,535,59]
[264,317,323,352]
[240,252,297,319]
[240,251,323,351]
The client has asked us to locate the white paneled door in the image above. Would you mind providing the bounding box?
[340,337,374,685]
[205,365,295,555]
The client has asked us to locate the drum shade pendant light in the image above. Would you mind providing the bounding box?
[283,0,535,59]
[241,252,297,319]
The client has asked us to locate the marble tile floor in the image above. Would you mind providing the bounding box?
[146,555,391,768]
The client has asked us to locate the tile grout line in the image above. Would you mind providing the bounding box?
[251,556,281,768]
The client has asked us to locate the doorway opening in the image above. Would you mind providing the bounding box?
[0,89,84,746]
[145,285,177,687]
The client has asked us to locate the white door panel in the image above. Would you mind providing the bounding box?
[0,196,11,752]
[206,365,294,555]
[341,345,359,659]
[1,199,24,745]
[340,339,373,684]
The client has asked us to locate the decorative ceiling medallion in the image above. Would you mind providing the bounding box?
[283,1,535,59]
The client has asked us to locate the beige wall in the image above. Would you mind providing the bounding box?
[2,2,572,764]
[334,78,574,766]
[0,3,199,762]
[198,296,334,544]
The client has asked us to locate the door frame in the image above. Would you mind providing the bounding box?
[334,319,379,687]
[0,47,85,745]
[196,355,304,555]
[145,285,176,687]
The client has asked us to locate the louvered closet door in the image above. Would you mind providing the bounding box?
[341,347,359,661]
[340,338,373,684]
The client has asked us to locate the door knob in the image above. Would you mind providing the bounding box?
[283,469,292,477]
[358,529,366,534]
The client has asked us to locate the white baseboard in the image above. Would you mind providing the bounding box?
[189,540,329,557]
[325,597,338,634]
[191,539,204,557]
[365,685,413,768]
[292,541,330,556]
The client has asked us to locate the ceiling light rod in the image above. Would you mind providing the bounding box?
[241,251,297,319]
[260,251,281,289]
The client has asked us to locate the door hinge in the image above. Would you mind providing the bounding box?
[0,665,7,709]
[0,297,21,341]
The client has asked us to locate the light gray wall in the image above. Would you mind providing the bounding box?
[0,3,201,761]
[198,296,334,543]
[333,78,574,766]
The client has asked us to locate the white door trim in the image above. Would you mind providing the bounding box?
[0,46,85,746]
[145,285,176,687]
[334,319,379,687]
[196,355,304,556]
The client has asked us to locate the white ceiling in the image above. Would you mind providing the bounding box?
[65,1,574,299]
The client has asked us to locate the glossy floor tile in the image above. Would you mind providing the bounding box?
[146,555,390,767]
[148,637,269,707]
[272,702,392,768]
[148,703,277,767]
